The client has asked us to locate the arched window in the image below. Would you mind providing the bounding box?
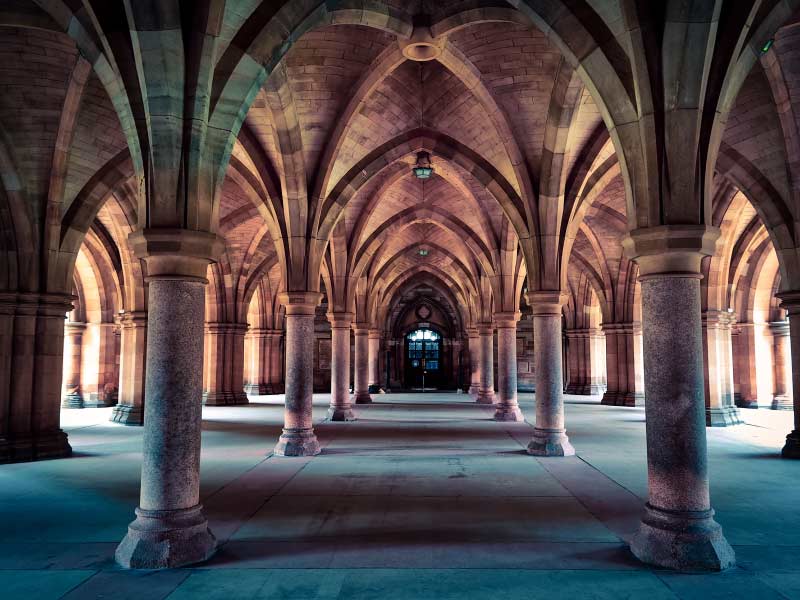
[407,329,440,370]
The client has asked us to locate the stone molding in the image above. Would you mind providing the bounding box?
[129,229,224,281]
[525,291,568,315]
[622,225,720,276]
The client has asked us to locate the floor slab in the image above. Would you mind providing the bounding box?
[0,393,798,599]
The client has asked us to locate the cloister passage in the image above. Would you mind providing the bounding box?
[6,1,800,597]
[0,393,797,599]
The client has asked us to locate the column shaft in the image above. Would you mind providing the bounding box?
[770,321,792,410]
[115,278,216,568]
[203,322,248,405]
[526,292,574,456]
[476,324,495,404]
[494,313,523,421]
[367,329,381,393]
[703,311,742,426]
[630,272,734,570]
[328,313,355,421]
[61,322,85,408]
[467,328,481,397]
[112,312,146,425]
[777,294,800,458]
[274,293,322,456]
[353,326,371,404]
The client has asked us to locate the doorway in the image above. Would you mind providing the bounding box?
[404,328,442,389]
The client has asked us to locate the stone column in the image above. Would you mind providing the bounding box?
[625,227,734,571]
[466,327,481,397]
[273,292,322,456]
[703,311,742,426]
[267,330,284,394]
[61,321,86,408]
[244,327,269,395]
[769,321,792,410]
[116,230,221,569]
[601,322,645,406]
[203,322,248,406]
[328,312,355,421]
[526,292,574,456]
[112,311,147,425]
[494,312,523,421]
[0,293,73,462]
[564,329,591,394]
[776,294,800,458]
[352,324,372,404]
[476,323,495,404]
[368,328,381,393]
[733,322,760,408]
[589,328,606,394]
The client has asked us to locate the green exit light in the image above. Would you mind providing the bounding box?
[761,39,774,53]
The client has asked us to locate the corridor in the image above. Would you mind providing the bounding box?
[0,394,797,599]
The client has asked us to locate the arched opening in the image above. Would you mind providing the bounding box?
[404,327,443,390]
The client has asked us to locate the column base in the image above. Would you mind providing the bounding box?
[771,394,793,410]
[782,431,800,459]
[61,392,84,409]
[203,391,249,406]
[588,384,606,395]
[274,428,321,457]
[111,404,144,426]
[0,430,72,463]
[476,391,495,404]
[706,406,743,427]
[493,405,524,422]
[353,392,372,404]
[327,406,357,421]
[527,428,575,457]
[244,383,270,395]
[564,384,585,395]
[115,505,216,569]
[601,391,644,407]
[735,395,759,409]
[630,503,735,572]
[468,384,480,397]
[81,392,117,408]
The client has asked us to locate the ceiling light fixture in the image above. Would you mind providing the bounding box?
[412,151,433,179]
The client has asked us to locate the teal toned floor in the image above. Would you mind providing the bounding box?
[1,393,798,599]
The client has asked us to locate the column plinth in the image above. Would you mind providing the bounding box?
[353,324,372,404]
[624,226,734,571]
[116,229,221,569]
[526,292,574,456]
[274,292,322,457]
[493,313,523,421]
[328,313,356,421]
[476,323,495,404]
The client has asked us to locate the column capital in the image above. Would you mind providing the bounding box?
[777,291,800,315]
[525,291,568,315]
[493,311,520,328]
[368,328,382,339]
[476,322,494,335]
[352,322,370,335]
[129,228,224,282]
[327,312,354,329]
[278,291,323,316]
[769,320,790,335]
[702,310,736,328]
[65,321,87,333]
[205,322,248,334]
[622,225,719,277]
[465,326,480,338]
[117,310,147,327]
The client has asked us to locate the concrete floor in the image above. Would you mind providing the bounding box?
[0,393,798,599]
